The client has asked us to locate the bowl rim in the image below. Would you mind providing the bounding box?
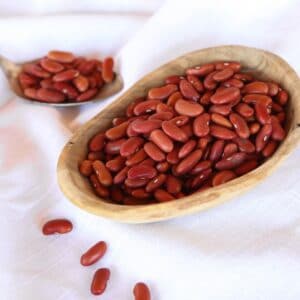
[57,45,300,223]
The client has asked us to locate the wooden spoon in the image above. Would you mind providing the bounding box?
[0,55,123,107]
[57,45,300,223]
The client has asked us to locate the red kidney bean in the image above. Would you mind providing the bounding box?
[113,166,129,184]
[270,116,285,141]
[128,165,157,180]
[249,122,261,135]
[203,71,218,90]
[166,175,182,194]
[102,57,114,83]
[40,58,64,73]
[255,102,271,125]
[77,60,96,76]
[235,160,258,175]
[176,149,203,175]
[211,87,240,104]
[37,88,65,103]
[209,104,232,116]
[18,72,38,89]
[131,189,150,199]
[267,82,279,96]
[235,103,254,118]
[146,173,167,192]
[165,75,183,84]
[23,63,51,78]
[144,142,165,162]
[150,129,174,153]
[212,68,234,82]
[211,113,232,128]
[156,102,173,114]
[210,140,225,162]
[210,125,237,140]
[179,79,200,100]
[133,282,151,300]
[276,90,288,106]
[93,160,113,186]
[105,121,129,140]
[90,174,110,198]
[255,124,272,152]
[212,170,237,186]
[191,160,212,175]
[223,143,238,158]
[243,94,272,106]
[162,121,188,142]
[154,189,174,202]
[73,75,89,92]
[178,140,197,159]
[148,84,178,100]
[112,117,127,126]
[120,137,144,157]
[191,168,213,188]
[79,160,93,176]
[105,138,126,155]
[47,50,75,63]
[91,268,110,295]
[131,119,162,134]
[242,81,269,94]
[42,219,73,235]
[126,149,147,166]
[276,112,286,123]
[53,82,79,99]
[186,63,215,76]
[262,140,278,157]
[193,113,210,137]
[166,147,180,164]
[272,102,283,113]
[76,88,98,102]
[106,156,126,172]
[125,178,149,188]
[234,137,255,153]
[88,151,105,161]
[134,100,160,115]
[80,241,107,266]
[156,161,170,173]
[175,99,204,117]
[89,133,105,151]
[111,187,124,203]
[222,78,244,88]
[215,152,247,170]
[149,112,174,121]
[229,113,250,139]
[52,69,79,82]
[167,91,183,107]
[187,75,204,93]
[234,72,253,82]
[215,61,241,72]
[170,115,189,127]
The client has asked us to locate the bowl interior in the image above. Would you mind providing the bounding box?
[57,45,300,223]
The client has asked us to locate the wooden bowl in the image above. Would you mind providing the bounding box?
[57,45,300,223]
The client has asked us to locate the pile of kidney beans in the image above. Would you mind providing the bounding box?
[42,218,151,299]
[18,50,114,103]
[79,61,288,204]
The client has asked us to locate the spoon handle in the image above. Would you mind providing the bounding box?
[0,55,20,78]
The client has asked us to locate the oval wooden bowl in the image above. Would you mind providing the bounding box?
[57,45,300,223]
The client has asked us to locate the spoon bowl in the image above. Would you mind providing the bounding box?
[0,55,123,107]
[57,45,300,223]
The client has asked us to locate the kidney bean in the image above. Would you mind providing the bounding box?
[215,61,241,72]
[102,57,114,83]
[131,189,150,199]
[193,113,210,137]
[79,160,93,176]
[111,187,124,203]
[113,166,129,184]
[167,91,183,107]
[166,175,182,194]
[24,63,51,78]
[88,151,105,161]
[143,142,165,162]
[170,115,189,127]
[77,60,96,76]
[89,133,105,152]
[203,71,218,90]
[181,123,193,138]
[243,94,272,107]
[37,88,65,103]
[150,129,174,153]
[229,113,250,139]
[276,112,286,123]
[106,156,126,172]
[39,78,53,89]
[178,140,197,159]
[93,160,113,186]
[156,102,173,114]
[52,69,79,82]
[272,102,283,113]
[105,121,129,140]
[166,147,180,164]
[149,112,174,121]
[215,152,247,170]
[40,58,64,73]
[191,160,212,175]
[187,75,204,93]
[156,161,170,172]
[146,174,167,192]
[211,113,232,128]
[210,125,237,140]
[222,78,244,88]
[234,137,255,153]
[234,73,253,82]
[53,82,79,99]
[198,136,212,150]
[270,116,285,141]
[179,79,200,100]
[249,122,260,135]
[209,104,232,116]
[176,149,203,175]
[47,50,75,63]
[120,137,143,157]
[242,81,269,94]
[125,178,149,188]
[165,75,183,84]
[105,138,126,155]
[235,103,254,118]
[175,99,204,117]
[210,140,225,162]
[112,117,127,126]
[134,100,160,115]
[148,84,178,100]
[186,63,215,76]
[262,140,278,157]
[18,72,38,89]
[131,119,162,134]
[133,282,151,300]
[125,149,147,167]
[154,189,174,202]
[223,143,238,158]
[191,168,213,188]
[73,75,89,92]
[212,170,237,186]
[211,87,240,104]
[128,165,157,180]
[276,90,288,106]
[212,68,234,82]
[254,102,271,125]
[91,268,110,295]
[23,88,39,100]
[161,121,188,142]
[42,219,73,235]
[90,174,110,198]
[76,88,98,102]
[199,91,213,106]
[255,124,272,152]
[81,241,107,266]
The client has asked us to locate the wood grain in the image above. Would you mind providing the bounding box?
[57,45,300,223]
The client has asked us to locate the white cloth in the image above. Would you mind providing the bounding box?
[1,0,300,299]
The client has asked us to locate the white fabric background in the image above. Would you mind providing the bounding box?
[0,0,300,299]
